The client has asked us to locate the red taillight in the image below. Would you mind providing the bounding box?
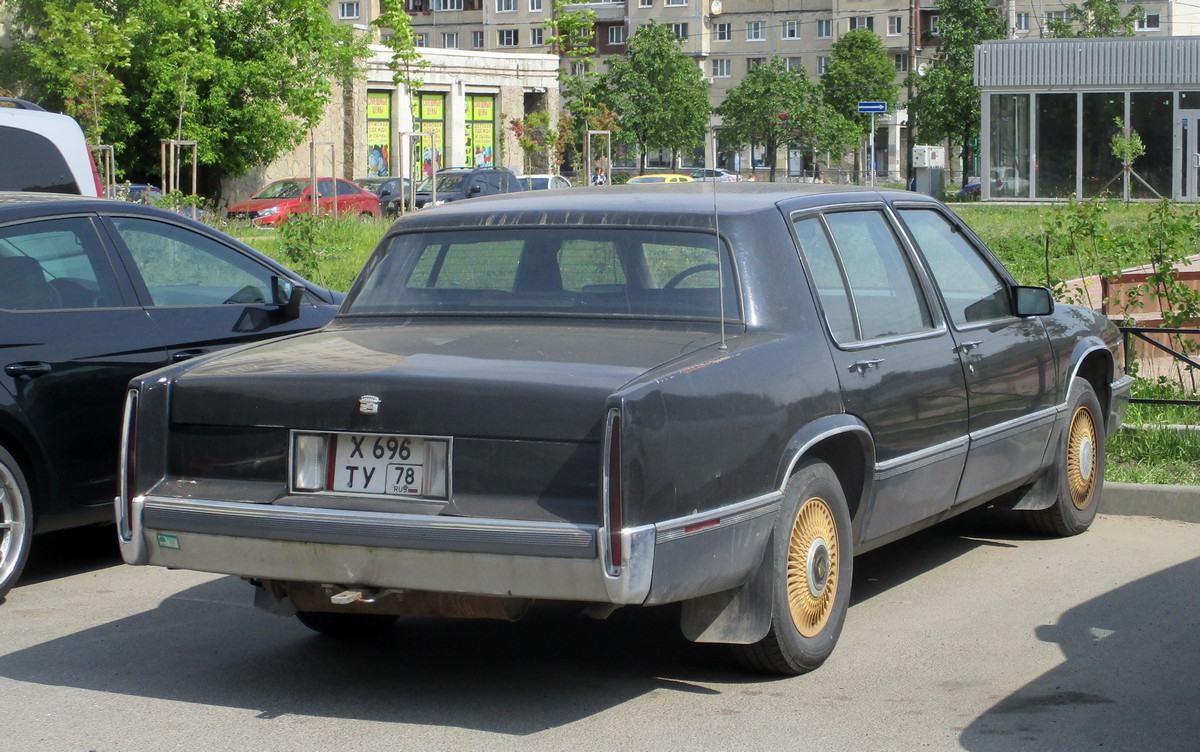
[605,410,623,570]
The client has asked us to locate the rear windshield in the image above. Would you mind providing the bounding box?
[344,228,740,321]
[417,173,467,192]
[0,126,81,194]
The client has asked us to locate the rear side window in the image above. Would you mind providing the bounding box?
[0,126,81,194]
[0,217,122,310]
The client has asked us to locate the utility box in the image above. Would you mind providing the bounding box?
[912,145,946,168]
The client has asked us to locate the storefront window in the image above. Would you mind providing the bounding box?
[414,93,446,179]
[990,94,1030,198]
[366,92,392,177]
[1082,93,1122,198]
[465,95,495,168]
[1037,93,1076,199]
[1129,92,1172,199]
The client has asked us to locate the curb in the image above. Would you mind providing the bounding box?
[1102,482,1200,523]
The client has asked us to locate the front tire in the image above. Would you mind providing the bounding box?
[733,459,853,675]
[1025,377,1105,536]
[0,446,33,602]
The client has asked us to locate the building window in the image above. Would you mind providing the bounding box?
[415,33,428,46]
[1136,12,1161,31]
[849,16,874,31]
[666,0,686,6]
[746,21,765,41]
[715,22,731,41]
[817,19,832,38]
[434,0,463,9]
[531,27,544,45]
[747,57,766,72]
[498,28,519,46]
[781,20,799,39]
[712,58,731,78]
[672,22,688,40]
[442,32,459,48]
[472,30,485,48]
[338,2,360,19]
[497,0,515,11]
[894,53,909,72]
[1045,11,1068,24]
[785,57,804,73]
[529,0,542,10]
[929,15,940,36]
[1015,13,1029,31]
[817,56,829,75]
[888,15,902,35]
[608,25,626,45]
[639,0,651,6]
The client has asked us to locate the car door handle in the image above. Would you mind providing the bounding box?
[4,361,52,378]
[849,358,884,374]
[172,349,209,362]
[956,340,983,354]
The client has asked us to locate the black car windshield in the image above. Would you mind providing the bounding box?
[345,228,740,321]
[253,180,306,199]
[417,173,467,192]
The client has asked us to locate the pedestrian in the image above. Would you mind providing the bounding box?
[591,166,607,186]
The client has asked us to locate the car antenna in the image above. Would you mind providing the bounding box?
[712,170,727,351]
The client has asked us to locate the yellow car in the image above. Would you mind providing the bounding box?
[626,173,694,184]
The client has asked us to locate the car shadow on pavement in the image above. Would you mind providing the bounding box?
[17,525,124,588]
[0,504,1053,735]
[960,555,1200,750]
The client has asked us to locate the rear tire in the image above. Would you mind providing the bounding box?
[0,446,33,602]
[1025,378,1104,537]
[296,610,398,638]
[733,459,853,675]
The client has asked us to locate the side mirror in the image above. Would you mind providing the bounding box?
[1013,286,1053,316]
[468,184,482,196]
[272,276,305,321]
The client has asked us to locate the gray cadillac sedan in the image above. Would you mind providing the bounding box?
[116,184,1132,675]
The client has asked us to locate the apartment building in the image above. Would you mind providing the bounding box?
[385,0,1184,179]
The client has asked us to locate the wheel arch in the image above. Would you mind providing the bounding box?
[1069,341,1115,419]
[0,413,47,530]
[776,415,874,541]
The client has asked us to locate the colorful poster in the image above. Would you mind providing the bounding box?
[465,95,496,168]
[415,94,446,178]
[366,91,391,176]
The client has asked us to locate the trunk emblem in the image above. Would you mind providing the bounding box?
[359,395,381,414]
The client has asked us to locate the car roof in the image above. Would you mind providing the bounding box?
[393,182,933,231]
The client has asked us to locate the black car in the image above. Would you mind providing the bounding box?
[411,166,526,209]
[0,192,343,600]
[116,184,1131,675]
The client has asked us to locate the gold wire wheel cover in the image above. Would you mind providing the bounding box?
[1066,404,1098,511]
[786,495,840,638]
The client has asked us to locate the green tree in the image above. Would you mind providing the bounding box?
[717,58,854,182]
[20,2,132,145]
[603,22,710,172]
[906,0,1005,181]
[1047,0,1145,37]
[373,2,429,92]
[1,0,367,189]
[545,0,600,161]
[820,28,897,180]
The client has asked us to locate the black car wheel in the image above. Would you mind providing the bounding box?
[296,610,398,638]
[0,446,33,602]
[1025,377,1105,536]
[733,459,853,675]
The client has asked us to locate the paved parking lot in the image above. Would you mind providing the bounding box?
[1,508,1197,751]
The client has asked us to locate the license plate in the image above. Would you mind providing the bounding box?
[330,433,429,497]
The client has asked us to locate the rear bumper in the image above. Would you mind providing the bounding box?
[118,495,654,604]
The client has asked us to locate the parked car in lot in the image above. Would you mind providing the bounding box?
[411,166,526,208]
[116,184,1131,674]
[517,174,573,190]
[356,177,411,217]
[690,168,739,182]
[0,98,102,197]
[0,193,343,600]
[627,173,693,184]
[225,178,381,227]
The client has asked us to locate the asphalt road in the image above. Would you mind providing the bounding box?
[1,509,1197,752]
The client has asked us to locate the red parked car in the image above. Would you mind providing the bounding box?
[226,177,381,227]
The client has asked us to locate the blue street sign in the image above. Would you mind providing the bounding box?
[858,101,888,113]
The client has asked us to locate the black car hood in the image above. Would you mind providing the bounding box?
[171,319,723,441]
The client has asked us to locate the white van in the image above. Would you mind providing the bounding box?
[0,99,102,197]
